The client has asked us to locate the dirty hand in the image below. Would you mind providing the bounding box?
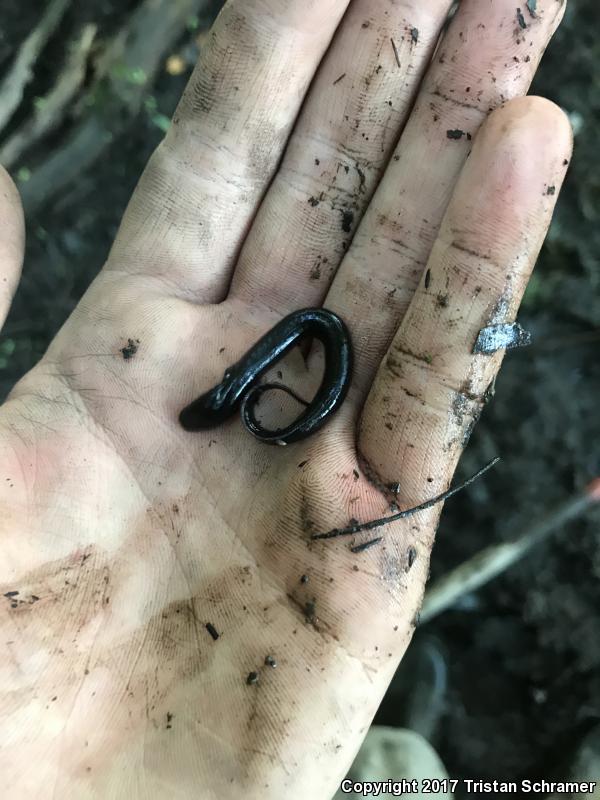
[0,1,572,797]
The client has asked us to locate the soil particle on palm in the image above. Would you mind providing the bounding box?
[205,622,219,641]
[120,338,140,359]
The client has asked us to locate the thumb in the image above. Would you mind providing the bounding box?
[0,165,25,332]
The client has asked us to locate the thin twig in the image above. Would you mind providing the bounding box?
[311,458,500,540]
[390,38,401,68]
[0,0,72,133]
[0,25,97,169]
[419,478,600,624]
[350,537,383,554]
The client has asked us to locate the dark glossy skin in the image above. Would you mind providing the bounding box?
[178,308,353,445]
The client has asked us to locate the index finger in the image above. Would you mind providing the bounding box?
[107,0,351,302]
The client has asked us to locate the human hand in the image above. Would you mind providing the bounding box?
[0,1,572,797]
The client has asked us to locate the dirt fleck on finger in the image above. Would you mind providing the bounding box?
[341,209,354,232]
[304,599,317,623]
[446,129,468,140]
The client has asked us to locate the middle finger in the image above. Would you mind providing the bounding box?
[228,0,453,308]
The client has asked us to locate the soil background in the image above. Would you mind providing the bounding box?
[1,1,599,795]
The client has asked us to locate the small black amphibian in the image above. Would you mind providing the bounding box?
[179,308,353,445]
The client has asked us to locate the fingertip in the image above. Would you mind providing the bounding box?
[482,95,573,161]
[0,164,25,230]
[458,94,573,231]
[0,164,25,329]
[524,95,574,157]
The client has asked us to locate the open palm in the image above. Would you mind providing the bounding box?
[0,1,572,797]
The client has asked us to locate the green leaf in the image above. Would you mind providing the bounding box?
[151,113,171,133]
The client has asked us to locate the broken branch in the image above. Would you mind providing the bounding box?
[420,479,600,624]
[0,0,72,133]
[0,24,97,169]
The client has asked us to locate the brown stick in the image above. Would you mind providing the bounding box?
[311,458,500,540]
[17,0,215,214]
[0,25,97,169]
[0,0,72,133]
[419,479,600,624]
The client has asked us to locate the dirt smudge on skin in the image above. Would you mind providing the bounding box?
[0,536,221,776]
[385,352,405,380]
[299,490,316,537]
[0,545,110,627]
[356,449,389,495]
[451,383,486,427]
[392,344,433,366]
[285,592,338,642]
[380,550,404,585]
